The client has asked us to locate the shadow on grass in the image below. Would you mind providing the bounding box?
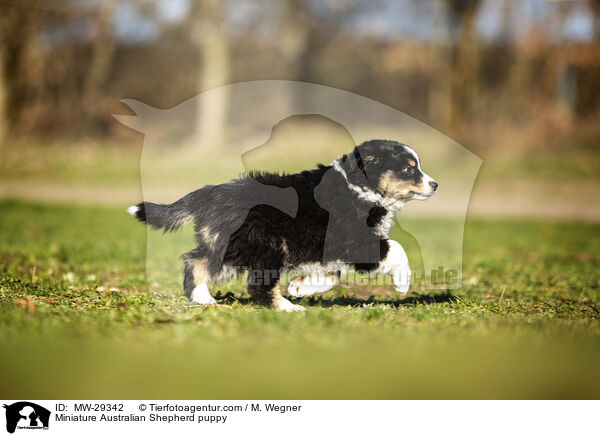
[215,290,457,308]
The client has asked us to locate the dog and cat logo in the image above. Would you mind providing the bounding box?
[3,402,50,433]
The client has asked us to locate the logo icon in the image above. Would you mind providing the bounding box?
[3,402,50,434]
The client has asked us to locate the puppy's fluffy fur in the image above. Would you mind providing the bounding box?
[129,139,437,311]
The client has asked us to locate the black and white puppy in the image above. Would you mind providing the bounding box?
[128,139,437,311]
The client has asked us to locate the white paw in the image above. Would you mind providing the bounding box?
[287,280,302,297]
[394,283,410,295]
[191,296,218,305]
[189,284,218,305]
[274,297,306,312]
[287,275,337,297]
[281,303,306,312]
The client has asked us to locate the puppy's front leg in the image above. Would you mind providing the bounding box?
[378,240,411,294]
[272,285,306,312]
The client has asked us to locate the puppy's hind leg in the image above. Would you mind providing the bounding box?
[247,269,305,312]
[183,253,217,305]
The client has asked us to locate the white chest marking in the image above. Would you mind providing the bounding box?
[331,160,404,237]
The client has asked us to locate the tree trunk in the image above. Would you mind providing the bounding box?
[193,0,230,148]
[428,0,453,133]
[0,32,7,147]
[450,0,480,135]
[81,0,117,135]
[281,0,310,111]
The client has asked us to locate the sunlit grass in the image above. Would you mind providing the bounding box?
[0,200,599,398]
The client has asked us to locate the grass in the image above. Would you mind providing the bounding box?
[0,199,599,399]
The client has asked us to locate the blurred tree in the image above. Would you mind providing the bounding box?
[0,6,31,134]
[429,0,482,136]
[0,21,6,144]
[0,0,598,151]
[428,0,453,133]
[587,0,600,40]
[279,0,313,109]
[279,0,371,108]
[81,0,117,135]
[499,0,533,123]
[448,0,481,134]
[281,0,310,85]
[0,2,43,138]
[191,0,230,148]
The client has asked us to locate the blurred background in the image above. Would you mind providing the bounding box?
[0,0,598,218]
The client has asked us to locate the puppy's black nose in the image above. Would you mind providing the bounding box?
[429,181,438,191]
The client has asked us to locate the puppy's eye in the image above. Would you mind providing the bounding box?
[366,157,379,165]
[402,166,414,175]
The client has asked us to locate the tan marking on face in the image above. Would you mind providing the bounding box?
[191,258,210,284]
[407,159,416,167]
[378,170,427,199]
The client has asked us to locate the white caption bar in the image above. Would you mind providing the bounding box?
[1,400,597,436]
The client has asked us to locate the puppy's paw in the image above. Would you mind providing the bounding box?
[274,296,306,312]
[287,279,303,297]
[281,303,306,312]
[190,296,218,305]
[287,275,337,297]
[189,285,218,305]
[394,284,410,295]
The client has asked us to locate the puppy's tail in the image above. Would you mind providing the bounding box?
[127,196,193,232]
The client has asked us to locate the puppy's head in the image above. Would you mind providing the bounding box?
[342,139,438,201]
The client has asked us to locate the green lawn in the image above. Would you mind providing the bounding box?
[0,200,599,399]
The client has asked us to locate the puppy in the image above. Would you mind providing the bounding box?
[129,139,437,311]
